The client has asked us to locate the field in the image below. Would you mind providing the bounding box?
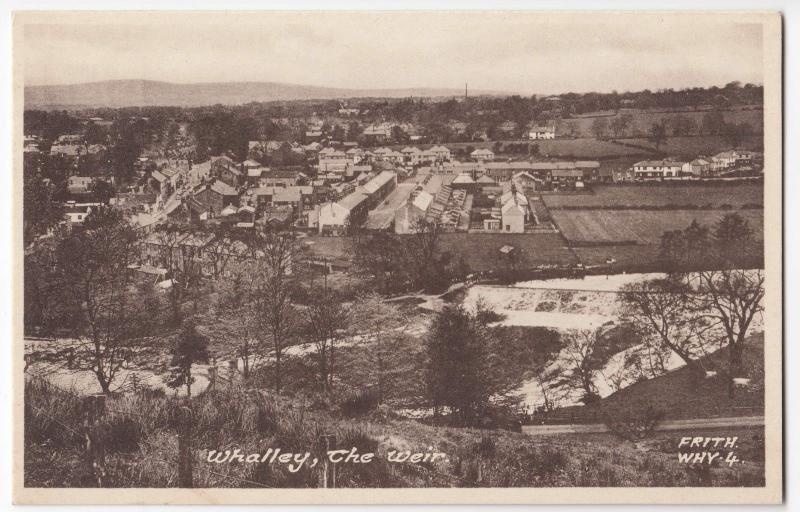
[613,135,763,159]
[551,209,764,245]
[557,106,764,139]
[542,183,763,209]
[573,245,661,268]
[437,232,577,271]
[391,138,653,159]
[304,233,578,273]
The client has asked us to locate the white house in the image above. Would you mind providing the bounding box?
[528,124,556,140]
[428,145,452,161]
[501,199,526,233]
[632,160,683,179]
[471,148,495,162]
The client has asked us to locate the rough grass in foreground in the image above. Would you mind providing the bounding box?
[25,377,764,488]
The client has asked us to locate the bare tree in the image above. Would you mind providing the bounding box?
[346,293,409,402]
[54,207,157,393]
[306,289,349,394]
[249,228,299,393]
[553,329,611,405]
[620,278,720,373]
[692,269,764,397]
[213,262,263,379]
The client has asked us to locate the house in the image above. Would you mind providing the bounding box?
[682,158,712,177]
[497,121,518,136]
[345,148,365,164]
[500,189,527,233]
[471,148,495,162]
[305,129,323,141]
[395,190,434,234]
[318,148,350,173]
[247,166,268,186]
[192,180,239,218]
[362,123,394,143]
[259,169,302,188]
[511,171,543,193]
[451,173,476,192]
[64,202,99,226]
[401,146,423,165]
[151,167,181,195]
[476,174,497,188]
[242,159,261,171]
[211,155,242,187]
[50,144,84,157]
[632,160,683,179]
[338,107,360,116]
[528,124,556,140]
[550,169,584,184]
[734,150,757,165]
[273,186,314,210]
[428,145,452,162]
[713,151,738,169]
[67,176,94,194]
[55,134,83,145]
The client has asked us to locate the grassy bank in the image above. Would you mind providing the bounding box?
[25,375,764,488]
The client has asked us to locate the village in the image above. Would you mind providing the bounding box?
[22,84,768,490]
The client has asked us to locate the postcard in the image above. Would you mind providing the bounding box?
[13,10,782,504]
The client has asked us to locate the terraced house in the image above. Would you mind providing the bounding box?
[632,159,684,179]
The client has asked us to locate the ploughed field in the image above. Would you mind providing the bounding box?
[550,209,764,245]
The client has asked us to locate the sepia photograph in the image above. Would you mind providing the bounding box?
[12,10,782,505]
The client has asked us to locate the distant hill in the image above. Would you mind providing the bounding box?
[25,79,507,109]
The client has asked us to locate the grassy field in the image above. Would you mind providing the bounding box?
[558,107,763,139]
[573,245,661,268]
[438,233,577,271]
[542,183,763,209]
[613,135,763,159]
[304,233,578,273]
[550,209,764,245]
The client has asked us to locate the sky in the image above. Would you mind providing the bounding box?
[21,12,765,95]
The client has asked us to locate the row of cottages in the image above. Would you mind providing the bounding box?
[317,171,397,234]
[371,145,449,165]
[317,147,352,173]
[250,185,315,212]
[416,160,601,188]
[527,124,556,140]
[633,150,760,179]
[140,231,253,280]
[481,160,601,183]
[632,160,684,179]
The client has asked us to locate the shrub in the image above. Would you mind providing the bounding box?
[339,388,381,417]
[604,403,665,441]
